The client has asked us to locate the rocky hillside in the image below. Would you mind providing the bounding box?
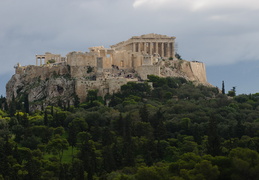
[6,59,211,111]
[6,66,75,111]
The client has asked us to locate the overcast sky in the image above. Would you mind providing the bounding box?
[1,0,259,96]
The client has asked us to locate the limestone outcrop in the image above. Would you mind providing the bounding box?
[6,66,75,111]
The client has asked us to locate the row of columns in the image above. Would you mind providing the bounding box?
[132,42,174,58]
[36,56,45,66]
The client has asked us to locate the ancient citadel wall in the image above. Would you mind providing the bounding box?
[67,52,97,67]
[177,61,207,83]
[75,77,138,102]
[15,65,69,81]
[136,65,160,80]
[189,62,207,83]
[132,54,143,68]
[70,66,94,78]
[112,51,132,69]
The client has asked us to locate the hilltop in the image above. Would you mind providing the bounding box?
[6,34,210,111]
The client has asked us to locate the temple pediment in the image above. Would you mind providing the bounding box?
[132,33,175,39]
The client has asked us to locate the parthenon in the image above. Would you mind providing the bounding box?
[111,33,176,58]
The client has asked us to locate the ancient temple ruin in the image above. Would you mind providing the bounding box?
[111,33,175,58]
[35,33,176,70]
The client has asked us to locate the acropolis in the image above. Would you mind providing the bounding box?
[7,34,208,109]
[34,33,176,79]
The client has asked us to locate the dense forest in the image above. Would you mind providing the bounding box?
[1,75,259,180]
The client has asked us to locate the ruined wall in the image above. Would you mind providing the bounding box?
[67,52,97,67]
[189,62,207,83]
[112,51,132,69]
[70,66,97,78]
[158,60,208,85]
[75,77,138,102]
[102,57,113,69]
[44,53,62,64]
[136,65,160,80]
[15,65,69,81]
[132,54,143,68]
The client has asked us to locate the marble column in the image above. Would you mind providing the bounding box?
[161,43,164,57]
[171,42,175,58]
[133,43,136,52]
[170,43,173,57]
[144,42,147,53]
[155,42,158,54]
[138,42,141,52]
[150,42,153,55]
[167,43,170,57]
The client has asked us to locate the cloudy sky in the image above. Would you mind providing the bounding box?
[1,0,259,96]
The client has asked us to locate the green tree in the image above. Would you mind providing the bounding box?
[207,114,222,156]
[188,160,220,180]
[139,104,149,122]
[77,132,97,180]
[46,135,69,163]
[229,147,259,180]
[68,117,88,155]
[135,166,163,180]
[222,81,225,94]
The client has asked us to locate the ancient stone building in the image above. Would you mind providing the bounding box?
[111,33,176,58]
[35,34,176,73]
[36,52,66,65]
[63,33,176,79]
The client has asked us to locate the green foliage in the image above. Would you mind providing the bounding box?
[47,59,56,64]
[175,53,182,60]
[87,66,94,73]
[46,134,69,162]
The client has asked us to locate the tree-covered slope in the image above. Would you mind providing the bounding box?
[0,76,259,180]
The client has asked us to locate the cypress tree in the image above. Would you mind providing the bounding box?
[9,94,16,117]
[222,81,225,94]
[207,114,222,156]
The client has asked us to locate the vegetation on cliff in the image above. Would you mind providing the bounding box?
[1,76,259,179]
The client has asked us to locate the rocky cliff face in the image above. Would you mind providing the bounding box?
[6,59,210,111]
[6,65,75,111]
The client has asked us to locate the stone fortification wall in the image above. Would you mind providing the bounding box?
[158,60,209,85]
[136,65,160,80]
[67,51,97,67]
[75,77,138,102]
[15,65,69,81]
[70,66,97,78]
[112,51,132,69]
[176,61,207,84]
[132,54,142,68]
[189,61,207,84]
